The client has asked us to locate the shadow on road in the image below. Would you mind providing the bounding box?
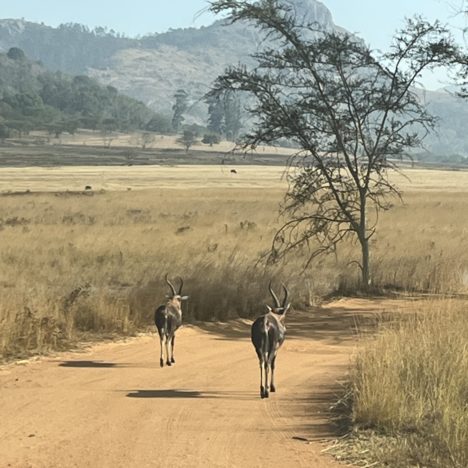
[127,389,203,398]
[126,389,256,400]
[281,383,351,439]
[195,303,381,345]
[59,360,121,368]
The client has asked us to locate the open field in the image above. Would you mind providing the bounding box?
[1,164,468,361]
[1,163,468,466]
[1,133,466,169]
[31,130,299,155]
[0,163,468,192]
[0,143,291,168]
[0,132,294,167]
[0,165,287,192]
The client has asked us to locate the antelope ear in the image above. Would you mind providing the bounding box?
[265,305,272,312]
[180,295,189,301]
[284,303,291,312]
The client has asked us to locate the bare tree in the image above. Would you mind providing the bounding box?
[209,0,460,288]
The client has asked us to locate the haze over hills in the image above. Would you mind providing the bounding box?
[0,48,156,140]
[0,0,467,157]
[0,0,337,115]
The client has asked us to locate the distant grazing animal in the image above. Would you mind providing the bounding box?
[84,185,92,191]
[251,282,290,398]
[230,169,238,174]
[154,275,188,367]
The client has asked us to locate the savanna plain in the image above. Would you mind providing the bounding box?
[1,162,468,467]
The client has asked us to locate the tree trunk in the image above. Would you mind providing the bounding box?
[360,236,371,290]
[359,193,371,290]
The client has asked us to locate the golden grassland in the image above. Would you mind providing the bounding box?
[0,165,467,362]
[0,165,288,192]
[1,164,468,192]
[330,299,468,468]
[1,163,468,465]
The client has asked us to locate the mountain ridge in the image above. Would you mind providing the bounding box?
[0,1,467,156]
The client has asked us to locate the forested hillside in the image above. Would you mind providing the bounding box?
[0,2,467,158]
[0,48,155,138]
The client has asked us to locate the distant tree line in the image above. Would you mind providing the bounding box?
[0,48,165,139]
[0,46,244,148]
[170,87,244,151]
[205,91,242,142]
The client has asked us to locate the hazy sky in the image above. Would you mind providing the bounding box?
[1,0,465,88]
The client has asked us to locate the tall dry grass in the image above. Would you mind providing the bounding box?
[1,184,468,360]
[347,299,468,467]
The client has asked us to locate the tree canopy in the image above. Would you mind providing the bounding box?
[0,50,157,137]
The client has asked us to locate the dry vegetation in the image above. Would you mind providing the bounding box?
[0,185,290,360]
[331,299,468,467]
[0,167,468,362]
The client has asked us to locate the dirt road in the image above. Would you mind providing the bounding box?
[0,299,389,468]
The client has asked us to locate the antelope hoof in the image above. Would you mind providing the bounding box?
[166,360,172,367]
[264,389,269,398]
[171,357,175,364]
[270,384,276,392]
[260,386,265,398]
[160,358,164,368]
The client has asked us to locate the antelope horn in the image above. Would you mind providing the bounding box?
[282,283,289,308]
[268,280,281,308]
[178,277,184,295]
[165,274,177,296]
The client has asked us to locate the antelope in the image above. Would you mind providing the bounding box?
[154,275,188,367]
[251,282,290,399]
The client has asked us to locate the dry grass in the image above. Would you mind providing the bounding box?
[28,129,298,155]
[0,166,468,361]
[0,187,304,360]
[0,165,287,192]
[334,299,468,467]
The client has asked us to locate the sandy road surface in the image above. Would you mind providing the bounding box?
[0,299,392,468]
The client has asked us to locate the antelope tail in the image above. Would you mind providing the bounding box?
[262,316,269,361]
[164,311,169,337]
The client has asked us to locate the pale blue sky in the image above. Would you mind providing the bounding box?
[1,0,465,88]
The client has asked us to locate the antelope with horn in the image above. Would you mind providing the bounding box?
[251,281,290,398]
[154,275,188,367]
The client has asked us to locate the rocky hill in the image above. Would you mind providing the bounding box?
[0,1,339,117]
[0,0,467,156]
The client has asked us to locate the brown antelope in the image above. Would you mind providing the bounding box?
[154,275,188,367]
[251,282,290,398]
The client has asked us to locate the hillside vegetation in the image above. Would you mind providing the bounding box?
[1,6,467,159]
[0,167,467,361]
[0,49,155,138]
